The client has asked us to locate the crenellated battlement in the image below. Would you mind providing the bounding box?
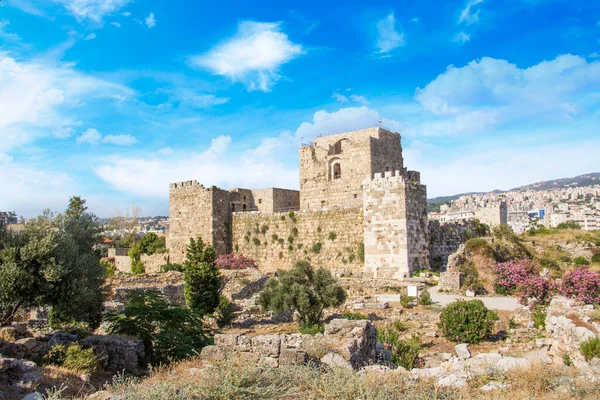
[169,180,226,192]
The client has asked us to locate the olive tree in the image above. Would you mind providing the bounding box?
[259,260,346,328]
[0,196,106,328]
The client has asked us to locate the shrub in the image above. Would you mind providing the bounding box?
[0,196,105,328]
[287,236,294,244]
[561,267,600,305]
[215,254,257,270]
[574,256,591,266]
[291,227,298,237]
[160,262,184,273]
[494,259,539,295]
[44,344,101,374]
[328,232,337,241]
[357,243,365,262]
[102,260,116,277]
[342,312,368,320]
[464,238,494,258]
[260,224,269,234]
[131,260,145,275]
[563,353,573,366]
[106,291,210,365]
[580,337,600,361]
[418,290,432,306]
[288,244,294,252]
[400,295,414,308]
[532,308,546,329]
[184,238,221,315]
[438,300,498,343]
[288,211,297,223]
[592,254,600,263]
[129,233,167,263]
[518,277,557,307]
[297,244,303,250]
[311,242,322,254]
[271,234,278,242]
[377,328,422,370]
[557,221,581,230]
[540,257,560,272]
[298,323,324,335]
[277,238,285,245]
[348,253,356,263]
[214,296,235,328]
[252,238,260,246]
[588,307,600,322]
[259,261,346,328]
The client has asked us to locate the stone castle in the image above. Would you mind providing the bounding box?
[168,127,431,279]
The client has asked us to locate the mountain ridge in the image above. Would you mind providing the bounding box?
[427,172,600,204]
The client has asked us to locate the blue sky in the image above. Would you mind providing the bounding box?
[1,0,599,217]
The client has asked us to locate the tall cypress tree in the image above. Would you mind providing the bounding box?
[183,238,220,316]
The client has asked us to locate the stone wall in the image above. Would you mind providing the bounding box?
[108,272,185,305]
[362,170,429,279]
[168,181,219,263]
[428,220,477,270]
[438,271,462,291]
[232,209,364,273]
[299,127,403,212]
[545,297,599,355]
[201,319,377,370]
[139,253,169,273]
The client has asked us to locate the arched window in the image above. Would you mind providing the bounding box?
[333,163,341,179]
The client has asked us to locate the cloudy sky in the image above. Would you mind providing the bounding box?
[1,0,599,217]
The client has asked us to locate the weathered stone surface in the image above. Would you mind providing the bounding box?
[80,335,145,373]
[251,335,281,357]
[455,343,471,359]
[356,365,392,376]
[324,319,377,369]
[214,334,237,348]
[437,374,467,388]
[200,345,225,362]
[321,352,353,370]
[279,348,308,366]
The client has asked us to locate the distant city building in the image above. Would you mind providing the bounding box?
[0,211,18,225]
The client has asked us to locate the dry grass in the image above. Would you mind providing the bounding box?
[587,307,600,322]
[44,355,599,400]
[566,312,598,333]
[0,329,16,342]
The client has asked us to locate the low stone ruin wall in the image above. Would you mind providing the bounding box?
[80,335,145,373]
[201,319,377,370]
[546,297,599,355]
[108,272,185,305]
[438,271,462,291]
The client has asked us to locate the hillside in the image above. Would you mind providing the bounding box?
[427,172,600,204]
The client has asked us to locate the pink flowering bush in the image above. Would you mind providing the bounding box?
[561,267,600,305]
[494,259,539,295]
[215,254,258,270]
[517,277,558,307]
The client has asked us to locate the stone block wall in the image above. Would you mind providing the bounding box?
[168,181,220,263]
[362,170,429,279]
[299,127,403,212]
[438,271,462,291]
[232,209,364,273]
[428,220,477,270]
[139,253,169,273]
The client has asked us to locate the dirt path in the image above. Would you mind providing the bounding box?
[429,286,521,311]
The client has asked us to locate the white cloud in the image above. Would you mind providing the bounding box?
[95,135,298,197]
[167,89,229,108]
[76,129,137,146]
[190,21,304,92]
[4,0,45,16]
[375,12,405,53]
[76,128,102,145]
[349,94,369,105]
[0,53,132,151]
[332,92,349,103]
[0,20,21,41]
[50,0,133,22]
[102,134,137,146]
[157,148,173,155]
[122,11,131,17]
[53,126,74,139]
[453,31,470,44]
[458,0,484,24]
[111,22,121,28]
[589,52,599,59]
[145,12,156,28]
[414,54,600,123]
[84,33,97,40]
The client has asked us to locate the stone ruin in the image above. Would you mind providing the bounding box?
[168,127,435,279]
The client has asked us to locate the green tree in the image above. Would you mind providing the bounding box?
[105,291,210,365]
[0,197,105,328]
[259,260,347,328]
[183,238,221,315]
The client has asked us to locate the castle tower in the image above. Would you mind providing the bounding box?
[362,170,429,279]
[299,127,404,211]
